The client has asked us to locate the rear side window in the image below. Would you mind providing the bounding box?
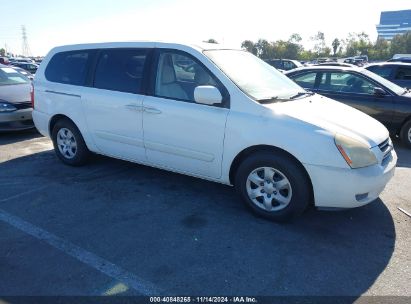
[45,51,92,85]
[93,49,147,94]
[395,66,411,80]
[367,65,393,78]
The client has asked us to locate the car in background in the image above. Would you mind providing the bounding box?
[0,64,34,131]
[265,59,303,71]
[0,57,10,65]
[387,57,411,64]
[366,62,411,89]
[12,66,34,80]
[286,66,411,147]
[11,62,39,74]
[315,62,357,68]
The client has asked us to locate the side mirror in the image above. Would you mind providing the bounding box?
[374,87,387,97]
[194,85,222,105]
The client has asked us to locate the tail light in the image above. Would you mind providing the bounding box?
[30,83,34,108]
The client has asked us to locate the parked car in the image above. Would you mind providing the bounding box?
[265,59,302,71]
[33,42,396,221]
[286,66,411,147]
[387,57,411,64]
[315,62,357,68]
[366,62,411,88]
[390,54,411,63]
[11,62,39,74]
[9,57,35,64]
[11,66,34,80]
[0,57,10,65]
[0,64,34,131]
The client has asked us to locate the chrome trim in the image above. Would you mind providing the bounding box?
[45,90,81,98]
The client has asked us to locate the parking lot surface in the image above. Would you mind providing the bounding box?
[0,130,410,297]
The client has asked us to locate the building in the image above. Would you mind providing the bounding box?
[376,9,411,40]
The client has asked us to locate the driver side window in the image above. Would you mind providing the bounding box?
[155,52,217,102]
[319,72,376,95]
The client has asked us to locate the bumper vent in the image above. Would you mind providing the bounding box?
[378,138,393,165]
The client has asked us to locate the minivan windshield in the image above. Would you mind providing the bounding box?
[204,50,305,102]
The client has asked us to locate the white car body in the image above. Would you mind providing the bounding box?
[33,42,397,209]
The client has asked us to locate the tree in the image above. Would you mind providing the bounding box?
[205,39,218,44]
[332,38,340,56]
[241,40,258,55]
[311,31,326,56]
[0,48,5,56]
[255,39,272,59]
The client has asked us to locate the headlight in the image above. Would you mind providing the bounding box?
[334,133,378,168]
[0,102,17,113]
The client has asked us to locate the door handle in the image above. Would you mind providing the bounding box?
[125,104,143,112]
[144,107,162,114]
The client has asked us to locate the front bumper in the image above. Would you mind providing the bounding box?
[305,148,397,209]
[0,108,34,131]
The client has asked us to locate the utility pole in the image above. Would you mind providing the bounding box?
[21,25,31,57]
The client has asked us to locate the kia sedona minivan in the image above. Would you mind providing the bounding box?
[33,42,397,221]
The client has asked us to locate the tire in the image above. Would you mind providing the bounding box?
[235,151,311,222]
[51,118,90,166]
[400,119,411,148]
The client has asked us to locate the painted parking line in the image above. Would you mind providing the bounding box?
[0,208,162,296]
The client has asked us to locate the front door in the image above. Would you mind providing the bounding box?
[143,50,229,179]
[315,71,394,125]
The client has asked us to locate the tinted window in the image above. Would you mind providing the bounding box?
[318,72,376,94]
[367,65,393,78]
[395,66,411,80]
[155,52,217,102]
[292,72,317,89]
[45,51,91,85]
[94,49,147,94]
[283,61,295,71]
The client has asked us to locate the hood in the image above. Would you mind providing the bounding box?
[0,83,31,104]
[264,94,388,148]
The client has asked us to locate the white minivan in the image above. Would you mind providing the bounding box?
[33,42,397,221]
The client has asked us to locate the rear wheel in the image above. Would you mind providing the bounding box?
[400,120,411,148]
[51,119,90,166]
[235,151,311,222]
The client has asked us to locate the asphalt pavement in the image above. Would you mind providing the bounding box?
[0,129,410,297]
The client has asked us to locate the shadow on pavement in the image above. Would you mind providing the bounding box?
[394,139,411,168]
[0,149,396,297]
[0,128,41,146]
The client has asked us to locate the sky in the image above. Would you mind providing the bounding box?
[0,0,410,56]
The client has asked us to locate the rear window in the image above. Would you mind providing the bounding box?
[93,49,147,94]
[45,50,93,86]
[0,67,30,86]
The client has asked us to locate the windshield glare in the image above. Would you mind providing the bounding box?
[362,69,405,95]
[0,67,30,86]
[204,50,304,101]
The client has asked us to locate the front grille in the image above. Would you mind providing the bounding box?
[378,138,390,153]
[378,138,393,165]
[13,101,32,110]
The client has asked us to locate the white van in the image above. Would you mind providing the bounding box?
[32,42,397,221]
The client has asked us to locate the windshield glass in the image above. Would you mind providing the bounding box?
[0,67,30,86]
[361,69,405,95]
[204,50,304,101]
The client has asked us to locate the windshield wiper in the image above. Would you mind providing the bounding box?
[257,96,286,104]
[289,91,315,100]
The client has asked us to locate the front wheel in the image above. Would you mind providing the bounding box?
[400,120,411,148]
[235,152,311,222]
